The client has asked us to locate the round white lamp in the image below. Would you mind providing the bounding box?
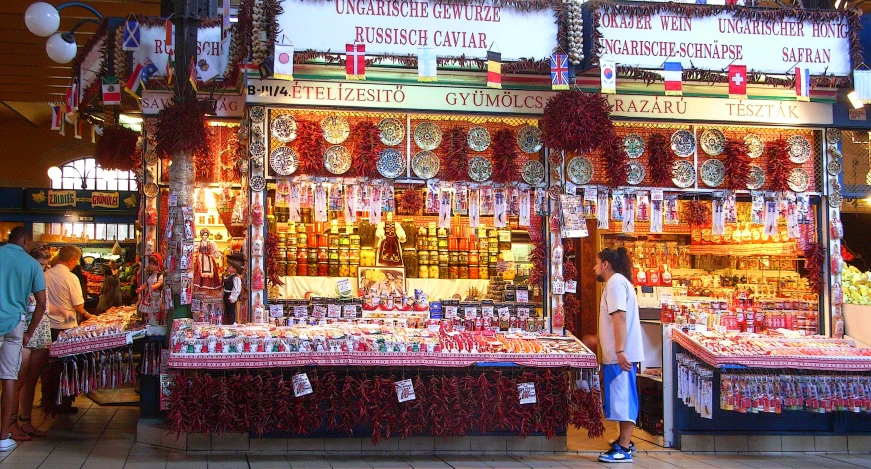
[47,166,62,181]
[46,33,77,64]
[25,2,60,37]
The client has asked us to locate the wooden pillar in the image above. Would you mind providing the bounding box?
[578,218,599,338]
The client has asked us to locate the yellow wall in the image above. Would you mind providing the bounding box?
[0,120,95,188]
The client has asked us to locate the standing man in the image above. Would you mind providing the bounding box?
[594,247,644,463]
[0,227,47,451]
[46,245,96,341]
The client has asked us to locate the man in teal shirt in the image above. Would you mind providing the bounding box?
[0,227,46,452]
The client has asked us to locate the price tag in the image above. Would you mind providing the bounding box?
[269,304,284,318]
[497,307,510,318]
[565,280,577,294]
[584,187,598,202]
[516,290,529,303]
[517,307,530,320]
[294,305,308,318]
[660,292,673,306]
[565,182,577,195]
[464,307,477,317]
[552,278,566,295]
[343,304,357,319]
[190,299,201,313]
[395,379,416,403]
[312,305,327,319]
[481,305,494,318]
[445,305,458,319]
[169,194,178,207]
[496,261,509,273]
[518,382,537,405]
[336,278,353,297]
[327,304,341,318]
[293,373,313,397]
[651,188,664,201]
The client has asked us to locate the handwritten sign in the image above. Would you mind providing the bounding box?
[293,373,313,397]
[518,382,537,405]
[395,378,416,403]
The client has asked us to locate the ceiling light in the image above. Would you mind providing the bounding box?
[47,166,62,180]
[46,33,78,64]
[25,2,60,37]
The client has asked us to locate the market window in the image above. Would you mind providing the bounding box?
[49,157,138,191]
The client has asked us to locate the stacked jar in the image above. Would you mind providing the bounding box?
[285,225,297,276]
[328,231,340,277]
[469,240,480,280]
[350,234,360,276]
[448,238,459,279]
[428,224,439,279]
[437,227,448,279]
[488,228,499,278]
[417,227,429,279]
[478,232,489,279]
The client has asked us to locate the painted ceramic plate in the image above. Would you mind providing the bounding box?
[700,129,726,156]
[627,162,645,185]
[249,175,266,192]
[788,167,811,192]
[744,134,765,159]
[623,133,645,159]
[827,159,842,176]
[550,167,562,183]
[467,126,491,152]
[271,114,298,143]
[251,156,263,168]
[468,156,493,182]
[521,160,545,186]
[144,147,159,165]
[548,152,563,167]
[251,125,264,142]
[827,128,842,145]
[672,160,696,188]
[829,144,843,159]
[270,147,298,176]
[746,164,765,190]
[414,122,443,150]
[566,156,594,185]
[249,141,266,159]
[670,130,695,157]
[249,106,265,123]
[321,115,350,144]
[324,145,352,175]
[548,184,562,200]
[787,135,812,164]
[701,159,725,187]
[517,125,543,153]
[830,191,843,208]
[377,149,406,179]
[412,151,440,179]
[378,118,404,146]
[143,182,159,198]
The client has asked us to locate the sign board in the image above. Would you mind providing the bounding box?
[596,7,852,76]
[132,25,229,79]
[849,108,867,121]
[142,91,245,117]
[277,0,557,60]
[26,189,138,211]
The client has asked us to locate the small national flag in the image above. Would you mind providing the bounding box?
[59,115,65,136]
[600,60,617,94]
[550,53,569,90]
[274,43,294,81]
[795,67,811,102]
[63,87,74,116]
[74,114,83,140]
[122,19,140,51]
[142,58,159,84]
[188,57,198,92]
[728,64,747,99]
[222,0,231,39]
[91,125,97,143]
[418,47,437,82]
[125,62,144,97]
[345,43,366,80]
[663,61,683,96]
[487,50,502,89]
[853,70,871,103]
[165,19,173,47]
[166,57,175,85]
[49,104,61,130]
[71,77,79,112]
[196,55,219,83]
[102,76,121,105]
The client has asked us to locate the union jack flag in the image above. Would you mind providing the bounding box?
[550,54,571,90]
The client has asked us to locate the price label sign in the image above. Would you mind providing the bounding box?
[516,290,529,303]
[445,305,458,319]
[336,278,353,297]
[565,280,577,294]
[552,278,566,295]
[584,187,598,202]
[565,182,577,195]
[464,307,477,317]
[327,304,341,318]
[518,307,530,320]
[395,378,416,403]
[481,305,494,318]
[312,305,327,319]
[190,299,201,313]
[651,188,664,201]
[293,373,313,397]
[518,382,537,405]
[169,194,178,207]
[343,304,357,319]
[294,305,308,318]
[660,292,673,306]
[269,304,284,318]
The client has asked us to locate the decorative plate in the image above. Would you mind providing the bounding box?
[251,156,264,168]
[827,159,842,176]
[378,118,404,146]
[746,164,765,190]
[251,125,264,142]
[144,147,158,165]
[829,144,843,159]
[412,151,440,179]
[468,156,493,182]
[672,160,696,188]
[700,159,726,187]
[377,149,406,179]
[249,106,265,123]
[829,191,843,208]
[270,147,299,176]
[467,126,491,152]
[670,130,695,157]
[627,162,645,185]
[550,167,562,183]
[548,184,562,200]
[787,167,811,192]
[623,134,645,159]
[271,114,298,143]
[827,128,842,145]
[744,134,765,159]
[517,125,543,153]
[249,141,266,159]
[324,145,352,175]
[787,135,812,164]
[249,175,266,192]
[521,160,545,186]
[699,129,726,156]
[548,152,563,167]
[414,122,443,150]
[321,115,350,144]
[143,182,159,198]
[566,157,594,185]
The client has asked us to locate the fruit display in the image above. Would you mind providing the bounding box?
[55,305,142,344]
[842,265,871,305]
[681,330,871,358]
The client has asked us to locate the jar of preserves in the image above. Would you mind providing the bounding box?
[448,265,459,279]
[339,234,350,246]
[479,267,489,280]
[308,263,318,276]
[278,261,287,277]
[469,265,479,279]
[329,249,339,262]
[329,233,340,248]
[307,249,318,264]
[479,237,488,251]
[318,247,329,262]
[438,237,448,249]
[360,247,376,266]
[403,248,419,278]
[459,266,469,279]
[338,263,350,277]
[350,234,361,247]
[429,265,439,279]
[286,246,297,262]
[277,246,286,260]
[469,251,479,264]
[338,247,349,262]
[298,263,308,276]
[449,251,459,265]
[350,265,358,277]
[419,264,429,279]
[287,261,297,276]
[459,252,468,265]
[439,263,448,279]
[419,250,429,265]
[349,248,360,263]
[318,262,329,276]
[298,231,308,247]
[438,251,449,264]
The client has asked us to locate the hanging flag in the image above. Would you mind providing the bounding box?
[853,70,871,103]
[166,57,175,85]
[487,50,502,89]
[165,18,173,47]
[663,61,683,96]
[222,0,232,39]
[189,57,198,92]
[345,43,366,80]
[550,54,570,90]
[122,19,140,51]
[728,64,747,99]
[70,77,79,112]
[125,62,144,97]
[795,68,811,102]
[59,115,65,136]
[196,55,219,83]
[49,104,61,130]
[418,47,437,82]
[91,125,97,143]
[142,58,159,85]
[74,114,83,140]
[102,76,121,105]
[600,60,617,94]
[274,43,294,81]
[63,87,74,116]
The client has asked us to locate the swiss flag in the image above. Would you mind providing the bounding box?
[345,44,366,80]
[728,64,747,99]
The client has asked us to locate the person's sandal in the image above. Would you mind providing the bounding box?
[18,417,46,438]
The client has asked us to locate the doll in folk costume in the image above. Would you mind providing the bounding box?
[222,252,245,325]
[375,211,406,266]
[137,253,165,325]
[194,228,222,290]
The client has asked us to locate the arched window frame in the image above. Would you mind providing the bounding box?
[49,158,138,191]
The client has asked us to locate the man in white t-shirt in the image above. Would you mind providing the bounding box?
[45,245,95,338]
[595,247,644,464]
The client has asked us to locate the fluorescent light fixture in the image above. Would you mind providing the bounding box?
[848,91,865,109]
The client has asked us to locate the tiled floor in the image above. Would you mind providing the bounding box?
[2,394,871,468]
